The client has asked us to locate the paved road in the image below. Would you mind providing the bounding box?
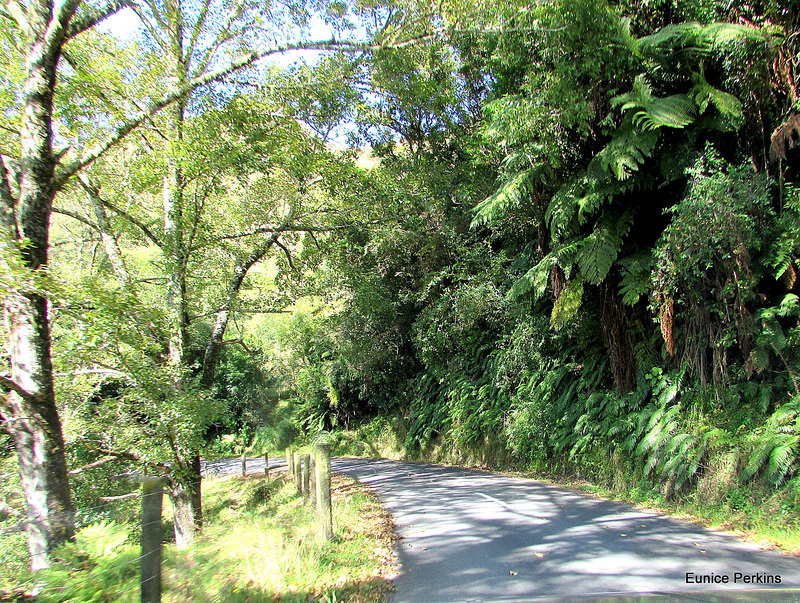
[207,457,800,602]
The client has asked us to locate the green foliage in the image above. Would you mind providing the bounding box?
[587,118,660,181]
[36,521,139,603]
[613,75,696,130]
[743,398,800,485]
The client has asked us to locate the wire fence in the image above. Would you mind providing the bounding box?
[0,456,302,601]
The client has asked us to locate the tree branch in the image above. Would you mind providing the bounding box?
[84,444,172,474]
[91,195,163,247]
[274,238,296,271]
[0,156,17,238]
[99,492,141,502]
[221,339,253,354]
[0,375,35,400]
[3,0,26,29]
[68,455,118,475]
[54,36,438,188]
[53,206,97,229]
[66,0,132,39]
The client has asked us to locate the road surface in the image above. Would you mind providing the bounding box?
[206,456,800,602]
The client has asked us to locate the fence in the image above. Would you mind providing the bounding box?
[1,450,333,602]
[0,474,193,603]
[283,441,334,540]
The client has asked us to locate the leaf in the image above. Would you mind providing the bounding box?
[546,175,585,240]
[636,22,767,58]
[507,254,557,300]
[577,213,632,285]
[618,252,654,305]
[689,71,742,121]
[588,118,660,182]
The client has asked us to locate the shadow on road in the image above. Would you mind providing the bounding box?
[332,458,800,603]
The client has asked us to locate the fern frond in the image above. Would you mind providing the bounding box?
[766,436,799,484]
[577,213,632,285]
[546,176,585,241]
[689,71,743,123]
[636,22,767,58]
[588,118,660,181]
[613,75,696,130]
[636,22,713,56]
[472,169,532,227]
[507,253,557,300]
[618,251,654,305]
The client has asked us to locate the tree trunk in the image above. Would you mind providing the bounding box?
[170,479,196,548]
[0,4,76,569]
[4,293,74,570]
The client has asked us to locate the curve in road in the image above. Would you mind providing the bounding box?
[331,458,800,603]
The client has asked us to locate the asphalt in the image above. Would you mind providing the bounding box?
[206,456,800,603]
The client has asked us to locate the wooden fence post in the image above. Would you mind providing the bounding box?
[286,449,293,477]
[264,454,270,481]
[141,477,163,603]
[294,455,302,494]
[302,454,311,499]
[309,455,316,507]
[314,442,333,540]
[241,453,247,478]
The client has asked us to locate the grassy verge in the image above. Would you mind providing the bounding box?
[164,472,398,602]
[1,471,397,602]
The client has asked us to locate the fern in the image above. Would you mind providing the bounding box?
[743,398,800,484]
[618,251,653,305]
[588,118,660,181]
[507,253,557,300]
[766,436,800,484]
[613,75,696,130]
[636,22,767,58]
[577,212,632,285]
[688,70,743,121]
[472,169,533,227]
[546,175,585,240]
[636,22,714,56]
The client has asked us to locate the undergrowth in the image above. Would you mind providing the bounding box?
[2,472,396,602]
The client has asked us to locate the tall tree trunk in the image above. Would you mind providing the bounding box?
[160,8,200,543]
[4,294,74,570]
[1,2,76,569]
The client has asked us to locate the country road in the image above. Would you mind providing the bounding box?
[206,457,800,603]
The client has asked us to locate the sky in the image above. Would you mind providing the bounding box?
[97,6,336,68]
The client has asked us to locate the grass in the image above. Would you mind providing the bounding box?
[164,472,397,602]
[1,471,397,602]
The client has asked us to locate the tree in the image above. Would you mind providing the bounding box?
[0,0,433,568]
